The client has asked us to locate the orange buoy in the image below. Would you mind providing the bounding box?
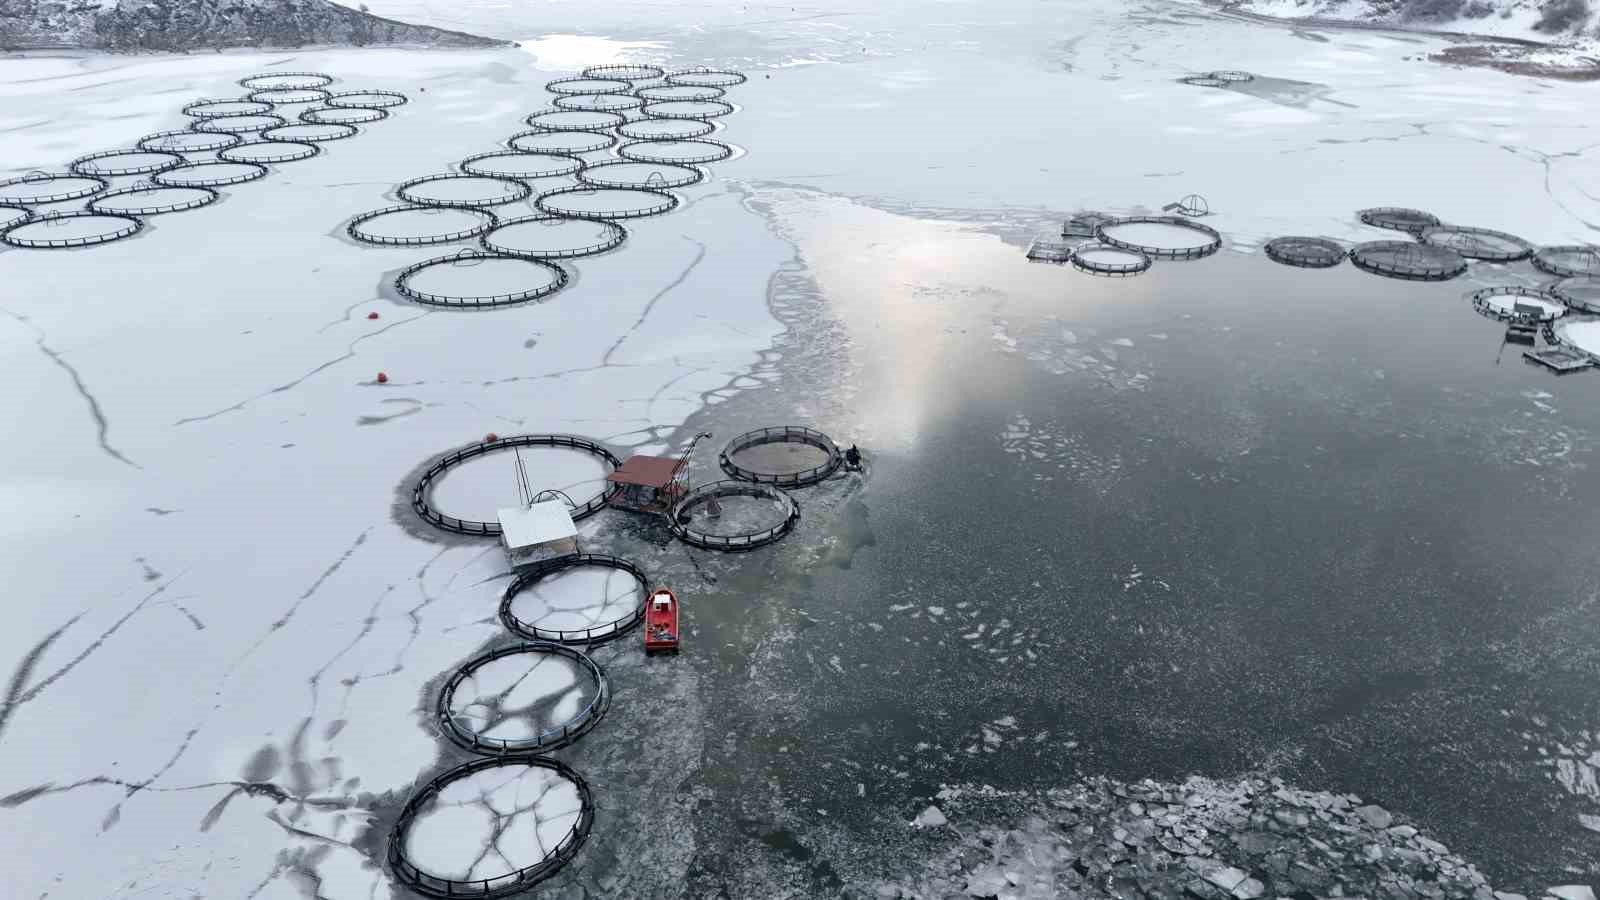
[376,372,388,384]
[367,311,380,320]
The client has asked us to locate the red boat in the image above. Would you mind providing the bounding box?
[644,587,680,654]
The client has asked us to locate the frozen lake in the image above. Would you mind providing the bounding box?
[3,0,1599,897]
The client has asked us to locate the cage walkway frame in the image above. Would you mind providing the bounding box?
[617,118,716,141]
[506,129,617,154]
[394,251,569,308]
[1532,245,1600,278]
[1,212,143,249]
[1419,225,1533,262]
[412,434,621,535]
[499,553,649,645]
[219,141,322,164]
[664,68,748,87]
[398,173,532,208]
[640,99,736,121]
[348,204,500,246]
[459,151,584,180]
[137,129,242,153]
[546,76,633,96]
[718,426,844,488]
[69,149,185,178]
[1095,215,1222,260]
[1550,276,1600,314]
[436,642,610,755]
[1467,285,1567,324]
[581,64,666,81]
[1350,240,1467,281]
[153,161,269,188]
[192,113,288,135]
[1264,236,1346,268]
[1357,206,1441,235]
[248,87,332,105]
[239,71,333,90]
[576,160,704,190]
[1071,242,1153,276]
[534,186,679,220]
[669,480,800,552]
[89,185,219,216]
[182,97,274,118]
[0,172,108,204]
[327,89,408,109]
[302,105,388,125]
[616,139,734,165]
[480,214,628,259]
[386,755,594,899]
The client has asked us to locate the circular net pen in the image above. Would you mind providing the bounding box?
[88,185,218,216]
[506,129,617,154]
[0,173,108,205]
[1547,317,1600,362]
[460,151,583,180]
[437,642,610,755]
[219,140,321,164]
[239,71,333,91]
[670,481,800,552]
[535,186,678,220]
[137,129,241,153]
[1179,75,1228,88]
[301,105,388,125]
[396,250,569,308]
[1350,240,1467,281]
[1071,242,1153,277]
[387,756,593,900]
[1096,215,1222,260]
[1551,276,1600,314]
[617,139,733,165]
[398,174,532,208]
[349,205,499,246]
[412,435,620,535]
[1533,245,1600,278]
[577,161,702,190]
[500,554,648,645]
[261,122,359,143]
[192,113,288,135]
[553,93,645,113]
[247,87,331,105]
[525,109,628,133]
[154,161,269,188]
[481,214,626,259]
[546,76,633,96]
[1264,236,1347,268]
[718,426,844,489]
[327,89,408,109]
[69,149,185,178]
[637,84,726,102]
[664,68,748,87]
[1209,70,1254,82]
[617,117,715,140]
[581,64,666,82]
[1358,206,1442,235]
[183,97,274,119]
[2,212,142,249]
[1468,286,1567,324]
[640,99,735,121]
[1419,225,1533,262]
[1,205,31,230]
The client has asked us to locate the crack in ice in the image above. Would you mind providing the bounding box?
[0,307,139,468]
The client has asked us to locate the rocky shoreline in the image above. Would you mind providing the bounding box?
[876,776,1594,900]
[0,0,508,52]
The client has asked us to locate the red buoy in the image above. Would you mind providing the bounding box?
[376,372,388,384]
[485,432,499,442]
[367,312,380,320]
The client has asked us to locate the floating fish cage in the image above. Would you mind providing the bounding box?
[1419,225,1533,262]
[1467,285,1567,324]
[1349,240,1466,281]
[395,250,569,308]
[581,64,667,82]
[1071,242,1153,277]
[1095,214,1222,260]
[348,205,500,246]
[397,173,532,208]
[219,140,322,164]
[480,214,627,260]
[1264,236,1346,269]
[436,642,610,755]
[411,434,620,535]
[1357,206,1442,235]
[498,553,649,645]
[0,211,143,249]
[326,89,409,109]
[1550,276,1600,314]
[88,185,219,216]
[669,480,801,552]
[0,172,107,204]
[1532,245,1600,279]
[387,755,594,899]
[718,425,844,489]
[69,149,184,178]
[664,67,749,87]
[238,71,333,91]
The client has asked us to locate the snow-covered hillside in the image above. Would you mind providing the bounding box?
[1229,0,1595,40]
[0,0,505,51]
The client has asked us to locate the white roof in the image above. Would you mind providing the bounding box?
[496,499,577,550]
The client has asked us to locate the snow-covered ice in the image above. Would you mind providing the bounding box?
[507,565,643,636]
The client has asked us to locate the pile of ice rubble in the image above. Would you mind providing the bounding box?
[878,775,1594,900]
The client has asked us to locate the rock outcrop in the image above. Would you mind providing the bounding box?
[0,0,508,51]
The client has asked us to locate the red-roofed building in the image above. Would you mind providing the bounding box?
[607,454,687,513]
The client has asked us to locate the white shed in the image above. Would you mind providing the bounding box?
[496,499,578,567]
